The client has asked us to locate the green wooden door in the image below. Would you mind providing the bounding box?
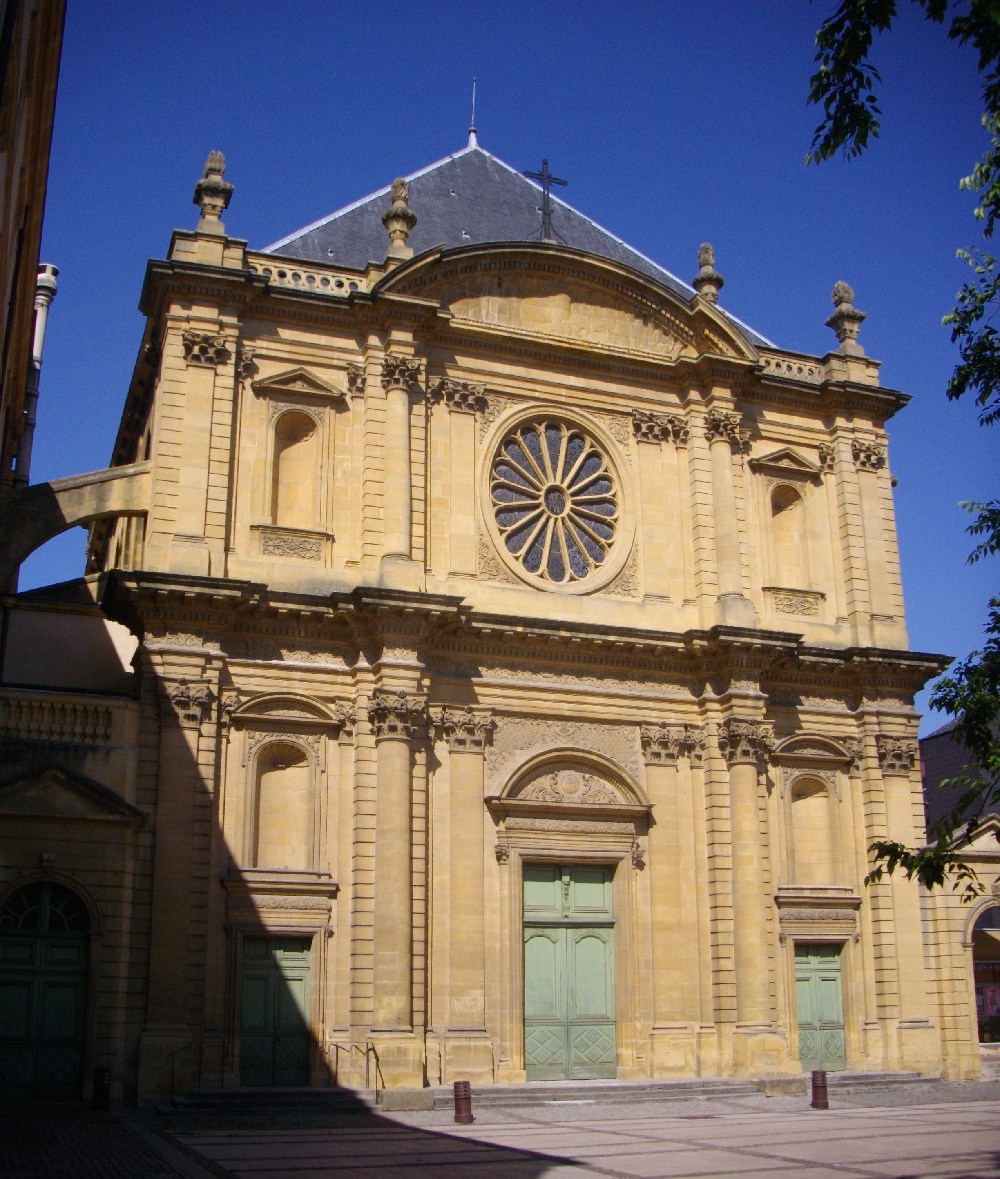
[524,865,616,1080]
[239,936,311,1086]
[795,944,846,1071]
[0,883,90,1101]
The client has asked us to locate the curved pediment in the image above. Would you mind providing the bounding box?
[231,692,343,725]
[773,735,853,764]
[377,244,757,365]
[498,748,647,808]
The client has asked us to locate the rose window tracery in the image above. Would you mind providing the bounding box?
[490,420,619,585]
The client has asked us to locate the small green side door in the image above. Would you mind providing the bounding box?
[524,865,616,1080]
[239,936,311,1087]
[795,943,846,1071]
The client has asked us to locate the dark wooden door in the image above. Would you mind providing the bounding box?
[239,936,311,1086]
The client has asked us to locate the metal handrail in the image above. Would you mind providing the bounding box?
[329,1040,382,1100]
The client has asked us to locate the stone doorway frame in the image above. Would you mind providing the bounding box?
[486,748,651,1083]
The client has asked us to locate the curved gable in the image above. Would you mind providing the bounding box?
[376,243,757,365]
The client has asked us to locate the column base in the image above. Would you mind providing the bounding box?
[137,1024,194,1100]
[716,592,756,628]
[369,1032,425,1089]
[895,1017,943,1076]
[729,1024,792,1077]
[378,555,424,592]
[650,1025,699,1077]
[441,1032,495,1084]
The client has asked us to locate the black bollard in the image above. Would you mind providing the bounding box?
[810,1068,828,1109]
[91,1067,112,1111]
[453,1079,474,1124]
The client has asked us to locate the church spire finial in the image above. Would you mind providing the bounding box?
[468,77,478,148]
[382,177,417,260]
[192,151,234,235]
[692,242,724,304]
[825,280,867,355]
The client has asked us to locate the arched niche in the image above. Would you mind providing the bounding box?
[250,739,316,871]
[788,774,836,885]
[270,409,319,529]
[773,734,855,890]
[770,483,809,589]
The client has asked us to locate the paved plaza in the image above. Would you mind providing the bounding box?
[4,1086,1000,1178]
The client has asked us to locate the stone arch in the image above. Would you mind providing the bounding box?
[966,899,1000,1043]
[499,746,648,807]
[0,871,101,935]
[0,462,151,587]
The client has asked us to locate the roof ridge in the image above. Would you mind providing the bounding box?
[264,143,480,253]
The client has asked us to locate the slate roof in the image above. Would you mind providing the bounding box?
[265,142,771,348]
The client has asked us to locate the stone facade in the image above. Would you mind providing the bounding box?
[0,147,986,1102]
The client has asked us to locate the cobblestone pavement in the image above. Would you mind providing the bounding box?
[0,1105,214,1179]
[6,1084,1000,1179]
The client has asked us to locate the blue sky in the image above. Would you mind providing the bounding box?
[24,1,997,732]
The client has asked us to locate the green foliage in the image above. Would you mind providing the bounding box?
[809,1,1000,894]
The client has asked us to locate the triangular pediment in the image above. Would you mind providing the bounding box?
[252,367,346,402]
[749,447,823,481]
[0,764,145,825]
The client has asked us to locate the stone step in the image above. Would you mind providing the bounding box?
[174,1086,378,1113]
[430,1078,759,1109]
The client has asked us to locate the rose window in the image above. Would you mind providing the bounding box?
[490,420,619,585]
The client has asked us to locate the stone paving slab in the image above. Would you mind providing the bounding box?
[165,1096,1000,1178]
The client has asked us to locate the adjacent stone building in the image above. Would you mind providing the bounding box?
[0,137,989,1102]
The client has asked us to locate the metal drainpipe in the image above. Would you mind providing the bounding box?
[12,263,59,488]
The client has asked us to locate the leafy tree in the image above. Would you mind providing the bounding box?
[807,0,1000,894]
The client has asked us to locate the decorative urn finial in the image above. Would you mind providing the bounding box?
[382,177,417,259]
[193,151,234,234]
[692,242,724,304]
[825,280,867,355]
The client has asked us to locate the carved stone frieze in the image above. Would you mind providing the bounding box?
[487,718,640,782]
[767,588,823,617]
[875,734,918,776]
[717,719,774,769]
[516,768,621,806]
[369,690,426,741]
[245,728,323,763]
[852,438,887,471]
[478,395,513,439]
[639,723,705,766]
[428,377,488,413]
[380,355,423,393]
[477,531,519,586]
[504,816,633,834]
[432,706,496,753]
[603,542,640,599]
[259,530,325,560]
[182,329,230,367]
[164,678,213,728]
[631,410,689,445]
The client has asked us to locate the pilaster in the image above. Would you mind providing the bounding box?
[704,405,754,627]
[434,706,496,1083]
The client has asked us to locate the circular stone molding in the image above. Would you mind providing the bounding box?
[480,408,635,594]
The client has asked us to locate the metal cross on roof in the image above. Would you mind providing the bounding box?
[523,159,567,242]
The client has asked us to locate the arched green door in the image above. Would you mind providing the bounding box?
[0,883,90,1101]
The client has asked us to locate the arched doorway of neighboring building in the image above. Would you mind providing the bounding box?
[0,881,91,1100]
[973,905,1000,1044]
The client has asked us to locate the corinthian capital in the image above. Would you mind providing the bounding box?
[640,723,704,766]
[380,355,423,393]
[369,689,426,741]
[875,734,917,776]
[717,719,774,769]
[704,407,746,448]
[432,706,496,753]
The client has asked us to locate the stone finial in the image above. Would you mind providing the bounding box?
[692,242,724,304]
[382,177,417,259]
[193,151,234,234]
[825,280,867,355]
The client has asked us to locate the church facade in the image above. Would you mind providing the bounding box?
[0,140,986,1102]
